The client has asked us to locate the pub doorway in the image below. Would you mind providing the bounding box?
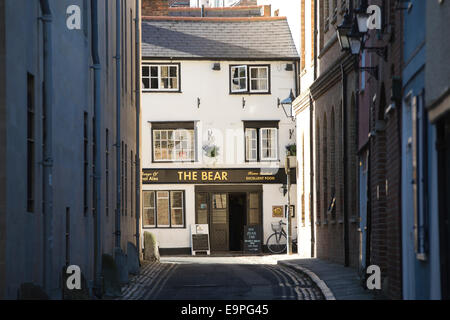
[229,193,246,251]
[195,185,262,253]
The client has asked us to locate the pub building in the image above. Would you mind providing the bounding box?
[140,13,299,254]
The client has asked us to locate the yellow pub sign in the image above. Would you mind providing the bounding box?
[142,168,296,184]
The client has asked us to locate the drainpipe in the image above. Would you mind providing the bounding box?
[39,0,53,297]
[341,64,349,267]
[310,0,318,258]
[135,0,141,254]
[309,93,315,257]
[90,0,102,296]
[115,0,122,249]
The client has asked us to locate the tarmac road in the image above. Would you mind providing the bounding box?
[119,255,325,300]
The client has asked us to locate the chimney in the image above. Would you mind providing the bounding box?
[263,5,271,17]
[142,0,169,17]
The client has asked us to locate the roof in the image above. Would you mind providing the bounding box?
[141,17,299,60]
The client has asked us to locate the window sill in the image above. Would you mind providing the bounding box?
[142,226,187,229]
[142,90,182,93]
[230,91,271,95]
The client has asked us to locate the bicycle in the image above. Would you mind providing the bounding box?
[266,220,287,254]
[266,220,298,254]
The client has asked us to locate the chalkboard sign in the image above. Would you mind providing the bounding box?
[192,234,209,251]
[244,225,262,254]
[191,224,210,255]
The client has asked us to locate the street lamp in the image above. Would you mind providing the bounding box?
[337,11,353,51]
[348,17,364,55]
[278,89,295,121]
[355,0,369,33]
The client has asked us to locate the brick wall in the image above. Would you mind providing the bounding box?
[365,0,403,300]
[142,0,169,16]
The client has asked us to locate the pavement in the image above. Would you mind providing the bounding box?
[278,258,379,300]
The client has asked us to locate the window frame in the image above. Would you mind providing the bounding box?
[151,123,196,163]
[259,127,278,161]
[142,63,181,92]
[244,121,279,162]
[229,64,271,94]
[142,190,186,229]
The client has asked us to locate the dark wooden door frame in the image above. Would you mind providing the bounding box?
[195,185,263,252]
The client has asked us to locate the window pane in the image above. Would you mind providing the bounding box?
[143,191,154,207]
[143,208,155,226]
[157,191,169,226]
[150,66,158,77]
[171,208,183,226]
[161,78,169,89]
[171,191,183,208]
[142,66,149,77]
[239,67,246,77]
[169,66,177,77]
[142,78,149,89]
[170,77,178,89]
[239,79,246,90]
[150,78,158,89]
[251,80,258,90]
[161,66,168,77]
[260,128,277,160]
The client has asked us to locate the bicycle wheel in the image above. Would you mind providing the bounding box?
[266,232,287,254]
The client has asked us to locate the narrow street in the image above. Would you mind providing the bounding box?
[119,256,325,300]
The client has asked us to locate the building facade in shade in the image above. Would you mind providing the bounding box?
[140,15,299,254]
[0,0,139,299]
[307,0,360,269]
[401,0,450,300]
[425,0,450,300]
[356,0,403,299]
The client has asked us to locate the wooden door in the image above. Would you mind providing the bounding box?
[210,193,229,251]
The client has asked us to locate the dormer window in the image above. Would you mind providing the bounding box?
[142,63,180,92]
[230,64,270,94]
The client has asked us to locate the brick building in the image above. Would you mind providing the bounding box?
[357,0,403,299]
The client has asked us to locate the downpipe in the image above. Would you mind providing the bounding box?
[115,0,122,249]
[341,64,349,267]
[135,0,141,253]
[90,0,102,297]
[39,0,54,297]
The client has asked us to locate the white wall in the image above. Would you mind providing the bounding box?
[141,60,297,170]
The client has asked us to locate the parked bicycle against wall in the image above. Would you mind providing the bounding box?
[266,220,297,254]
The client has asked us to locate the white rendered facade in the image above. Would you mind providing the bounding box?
[141,59,298,253]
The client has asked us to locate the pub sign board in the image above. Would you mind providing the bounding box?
[244,225,262,254]
[142,168,296,184]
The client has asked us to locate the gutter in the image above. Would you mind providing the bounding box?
[90,0,102,296]
[39,0,53,297]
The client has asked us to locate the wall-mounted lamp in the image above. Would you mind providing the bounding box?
[277,89,295,121]
[242,97,246,109]
[197,97,200,108]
